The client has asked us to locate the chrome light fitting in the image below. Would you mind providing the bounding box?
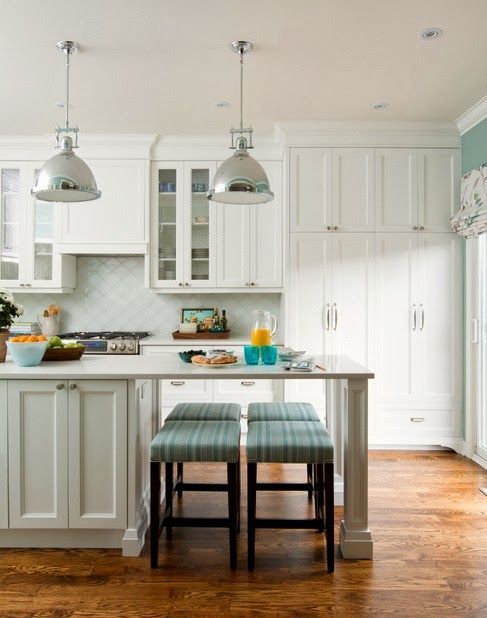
[208,41,274,205]
[32,41,101,202]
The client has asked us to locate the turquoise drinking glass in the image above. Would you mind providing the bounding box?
[261,345,277,365]
[244,345,260,365]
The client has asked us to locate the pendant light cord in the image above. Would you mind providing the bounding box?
[239,48,244,133]
[65,49,71,130]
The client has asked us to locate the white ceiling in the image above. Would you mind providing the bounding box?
[0,0,486,136]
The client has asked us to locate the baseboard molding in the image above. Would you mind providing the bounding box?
[0,529,124,549]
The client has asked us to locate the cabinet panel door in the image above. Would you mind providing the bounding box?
[375,149,418,231]
[68,380,127,528]
[0,164,28,287]
[0,381,7,528]
[331,234,374,368]
[417,234,462,423]
[290,148,332,231]
[216,203,250,287]
[249,161,283,287]
[332,149,374,230]
[8,380,68,528]
[418,149,460,232]
[213,379,277,403]
[286,235,330,411]
[59,160,147,249]
[375,235,420,405]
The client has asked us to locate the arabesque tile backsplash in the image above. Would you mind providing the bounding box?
[15,257,282,339]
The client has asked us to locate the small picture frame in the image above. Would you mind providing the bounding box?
[181,307,214,325]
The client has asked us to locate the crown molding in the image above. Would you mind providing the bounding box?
[456,96,487,135]
[276,120,461,148]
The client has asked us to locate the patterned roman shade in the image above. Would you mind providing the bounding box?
[451,165,487,237]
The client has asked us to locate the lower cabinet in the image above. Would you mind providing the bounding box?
[7,379,127,530]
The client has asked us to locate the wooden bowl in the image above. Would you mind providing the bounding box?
[42,346,85,361]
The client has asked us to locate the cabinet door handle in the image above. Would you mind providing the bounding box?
[332,303,338,330]
[69,383,77,390]
[323,303,330,331]
[412,304,417,331]
[241,381,255,386]
[410,417,425,423]
[56,383,65,390]
[170,380,185,386]
[25,283,31,287]
[420,304,425,331]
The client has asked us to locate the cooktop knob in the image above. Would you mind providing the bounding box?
[119,343,126,351]
[110,343,117,351]
[127,343,135,351]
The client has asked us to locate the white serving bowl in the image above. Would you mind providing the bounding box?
[7,341,48,367]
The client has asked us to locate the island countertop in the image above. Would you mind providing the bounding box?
[0,354,374,380]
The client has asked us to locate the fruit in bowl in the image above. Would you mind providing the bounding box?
[7,337,48,367]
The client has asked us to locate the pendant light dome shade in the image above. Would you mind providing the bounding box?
[207,137,274,204]
[32,136,101,202]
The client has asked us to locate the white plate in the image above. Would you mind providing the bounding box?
[191,360,239,369]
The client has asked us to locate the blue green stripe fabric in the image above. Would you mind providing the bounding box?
[247,402,320,423]
[150,420,241,462]
[246,421,334,464]
[165,402,241,422]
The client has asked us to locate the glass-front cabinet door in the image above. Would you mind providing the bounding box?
[30,167,54,286]
[183,163,216,287]
[0,165,26,288]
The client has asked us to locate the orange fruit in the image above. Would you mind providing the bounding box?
[37,335,47,341]
[27,335,38,342]
[10,336,20,342]
[19,336,29,342]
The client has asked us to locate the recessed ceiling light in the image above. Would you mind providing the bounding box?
[215,101,231,109]
[371,103,389,111]
[420,28,443,40]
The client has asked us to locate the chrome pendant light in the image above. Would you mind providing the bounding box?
[32,41,101,203]
[208,41,274,205]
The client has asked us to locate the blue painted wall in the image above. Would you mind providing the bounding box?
[462,118,487,173]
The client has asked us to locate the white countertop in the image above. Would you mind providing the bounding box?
[0,354,374,380]
[139,336,284,346]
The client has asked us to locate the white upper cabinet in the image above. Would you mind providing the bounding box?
[375,149,418,231]
[418,149,461,232]
[216,203,250,287]
[290,148,332,231]
[290,147,460,233]
[332,149,374,231]
[0,163,75,292]
[56,159,149,255]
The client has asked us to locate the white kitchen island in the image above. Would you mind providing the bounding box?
[0,354,374,560]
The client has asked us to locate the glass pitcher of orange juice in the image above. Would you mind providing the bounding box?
[250,310,277,346]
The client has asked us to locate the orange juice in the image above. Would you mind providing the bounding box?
[250,328,272,346]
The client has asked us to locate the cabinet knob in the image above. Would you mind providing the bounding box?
[56,383,65,390]
[184,282,190,286]
[419,226,425,231]
[178,282,183,286]
[326,226,332,231]
[333,226,338,231]
[69,383,77,390]
[244,282,250,286]
[412,226,418,231]
[250,282,255,287]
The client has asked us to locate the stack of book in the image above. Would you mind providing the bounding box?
[10,321,42,336]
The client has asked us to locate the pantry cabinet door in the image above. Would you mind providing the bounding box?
[417,234,462,426]
[332,149,374,231]
[8,380,68,528]
[289,148,332,231]
[418,149,460,232]
[249,161,283,287]
[216,202,250,287]
[68,380,127,528]
[375,149,418,232]
[0,381,7,528]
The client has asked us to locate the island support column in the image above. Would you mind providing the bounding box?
[339,378,373,559]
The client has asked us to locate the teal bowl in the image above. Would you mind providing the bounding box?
[7,341,48,367]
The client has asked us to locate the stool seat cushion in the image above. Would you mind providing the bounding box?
[165,402,241,423]
[246,421,333,464]
[247,402,320,423]
[150,420,240,463]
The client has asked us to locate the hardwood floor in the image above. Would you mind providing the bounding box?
[1,451,487,617]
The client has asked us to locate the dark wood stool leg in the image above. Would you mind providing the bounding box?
[177,462,183,498]
[313,464,319,523]
[247,462,257,571]
[150,461,161,569]
[317,463,325,533]
[165,462,174,538]
[307,463,313,499]
[236,457,241,533]
[324,462,335,573]
[227,462,238,570]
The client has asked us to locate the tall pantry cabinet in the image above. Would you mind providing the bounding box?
[287,146,462,446]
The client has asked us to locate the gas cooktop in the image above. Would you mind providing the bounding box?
[60,331,151,354]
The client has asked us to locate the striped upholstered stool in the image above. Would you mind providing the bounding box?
[165,403,241,497]
[150,419,241,569]
[246,420,334,572]
[248,402,321,498]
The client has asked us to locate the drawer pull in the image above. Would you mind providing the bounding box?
[410,417,425,423]
[241,381,255,386]
[170,381,186,386]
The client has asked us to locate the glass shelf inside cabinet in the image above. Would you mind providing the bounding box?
[33,186,53,281]
[0,169,20,281]
[190,169,210,281]
[158,169,177,281]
